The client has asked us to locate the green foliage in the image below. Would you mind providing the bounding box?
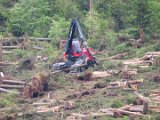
[40,42,59,61]
[54,0,82,19]
[111,99,123,108]
[148,1,160,37]
[125,95,136,104]
[6,49,36,61]
[135,45,154,57]
[8,0,51,37]
[115,43,131,54]
[104,31,117,50]
[49,17,69,46]
[102,61,122,69]
[0,93,17,107]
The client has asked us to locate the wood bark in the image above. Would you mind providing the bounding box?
[134,92,151,103]
[129,105,143,113]
[143,102,148,114]
[92,71,111,78]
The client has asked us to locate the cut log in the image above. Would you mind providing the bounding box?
[2,51,12,54]
[109,108,145,117]
[33,46,44,50]
[67,89,96,99]
[129,105,143,113]
[77,71,111,81]
[37,101,75,113]
[0,61,16,66]
[29,37,52,41]
[109,79,143,86]
[127,79,143,85]
[0,87,19,94]
[1,80,25,85]
[90,112,114,118]
[92,71,111,78]
[118,105,132,110]
[149,105,160,112]
[2,46,21,49]
[134,92,151,103]
[37,105,64,113]
[71,113,88,119]
[122,59,151,66]
[99,109,115,116]
[109,52,128,60]
[151,96,160,102]
[143,102,148,114]
[33,102,53,106]
[0,84,24,89]
[106,85,121,89]
[145,51,160,56]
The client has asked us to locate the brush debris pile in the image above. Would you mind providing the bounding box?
[22,72,50,98]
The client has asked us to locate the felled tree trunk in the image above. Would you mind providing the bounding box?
[77,71,110,81]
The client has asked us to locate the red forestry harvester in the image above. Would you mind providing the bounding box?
[52,18,97,73]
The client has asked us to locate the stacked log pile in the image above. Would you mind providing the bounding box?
[122,51,160,66]
[66,104,146,119]
[33,100,75,113]
[106,79,143,90]
[22,72,50,98]
[66,92,160,119]
[0,73,25,94]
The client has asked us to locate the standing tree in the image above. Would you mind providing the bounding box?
[8,0,51,37]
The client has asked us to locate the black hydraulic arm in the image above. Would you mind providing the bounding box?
[65,18,86,55]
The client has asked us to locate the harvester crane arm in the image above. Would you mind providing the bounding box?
[65,18,86,56]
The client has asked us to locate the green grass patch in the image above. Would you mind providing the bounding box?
[0,93,17,107]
